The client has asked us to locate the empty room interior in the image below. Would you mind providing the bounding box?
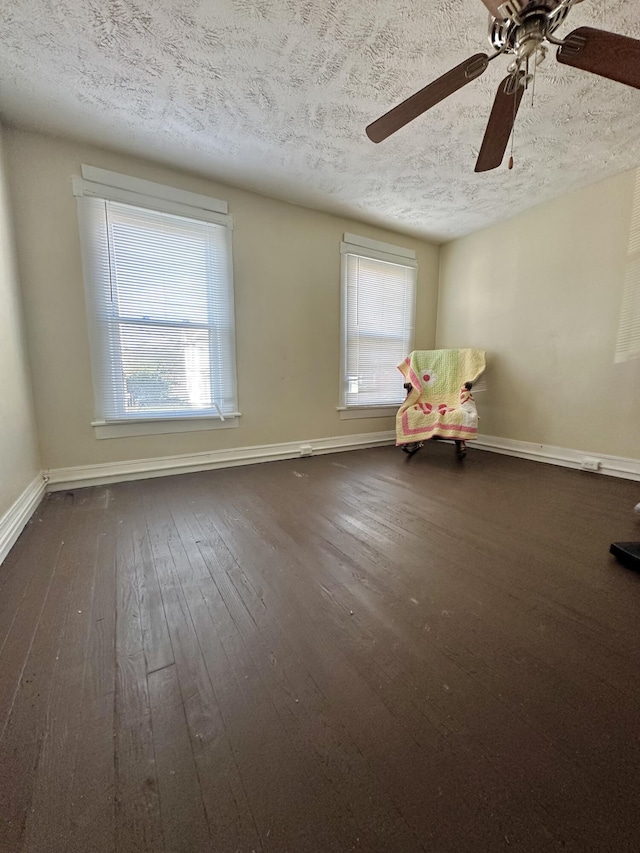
[2,1,640,850]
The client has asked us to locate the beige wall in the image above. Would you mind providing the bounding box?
[438,168,640,459]
[0,125,40,515]
[4,124,639,476]
[4,128,440,472]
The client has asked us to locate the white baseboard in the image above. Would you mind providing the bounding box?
[43,429,640,493]
[0,474,47,565]
[473,434,640,481]
[46,430,397,491]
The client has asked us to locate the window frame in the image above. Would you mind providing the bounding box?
[73,167,240,438]
[338,233,417,418]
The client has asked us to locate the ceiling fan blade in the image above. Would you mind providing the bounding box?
[366,54,489,143]
[478,0,505,20]
[475,73,525,173]
[557,27,640,89]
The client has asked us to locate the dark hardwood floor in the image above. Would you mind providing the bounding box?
[1,444,640,852]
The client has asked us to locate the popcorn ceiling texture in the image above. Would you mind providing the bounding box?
[0,0,639,240]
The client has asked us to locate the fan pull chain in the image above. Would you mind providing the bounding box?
[508,69,518,170]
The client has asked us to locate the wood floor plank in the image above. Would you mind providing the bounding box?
[23,495,113,851]
[0,494,72,733]
[130,512,174,677]
[138,485,237,852]
[147,664,211,853]
[113,487,165,853]
[0,494,82,851]
[0,494,50,652]
[67,494,118,853]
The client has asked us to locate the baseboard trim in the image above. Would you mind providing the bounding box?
[44,430,640,492]
[0,474,47,565]
[473,434,640,481]
[46,430,397,491]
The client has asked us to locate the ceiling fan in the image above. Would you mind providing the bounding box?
[366,0,640,172]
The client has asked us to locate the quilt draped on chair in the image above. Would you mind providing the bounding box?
[396,349,486,445]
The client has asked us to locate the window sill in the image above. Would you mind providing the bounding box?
[92,414,241,439]
[337,406,399,420]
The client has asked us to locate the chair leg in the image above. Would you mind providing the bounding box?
[402,442,423,457]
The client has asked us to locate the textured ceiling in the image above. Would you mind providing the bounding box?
[1,0,639,240]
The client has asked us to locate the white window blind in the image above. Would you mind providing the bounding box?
[77,194,238,422]
[615,167,640,363]
[341,237,417,408]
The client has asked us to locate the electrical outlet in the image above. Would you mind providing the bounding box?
[581,457,601,472]
[300,445,313,457]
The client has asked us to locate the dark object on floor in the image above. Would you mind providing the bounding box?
[610,541,640,572]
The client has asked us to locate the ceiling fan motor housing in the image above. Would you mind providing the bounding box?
[489,0,571,54]
[515,17,548,58]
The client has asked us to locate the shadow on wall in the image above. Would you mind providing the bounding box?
[477,353,570,445]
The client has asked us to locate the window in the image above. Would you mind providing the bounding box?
[339,233,417,414]
[615,166,640,363]
[74,167,239,436]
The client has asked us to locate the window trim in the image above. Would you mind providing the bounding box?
[74,168,240,437]
[92,414,241,440]
[339,233,417,411]
[336,406,399,420]
[73,166,232,227]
